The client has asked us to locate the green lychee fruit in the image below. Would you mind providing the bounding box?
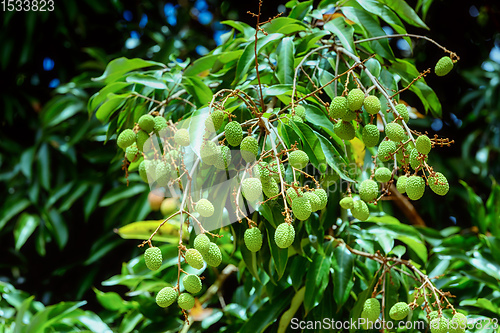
[396,175,407,193]
[352,200,369,221]
[340,197,354,209]
[288,150,309,169]
[363,95,381,115]
[292,196,312,221]
[126,144,139,162]
[347,88,365,111]
[362,124,380,147]
[178,293,195,310]
[138,114,155,133]
[428,172,449,196]
[240,136,259,163]
[156,286,177,308]
[200,141,219,165]
[378,140,397,161]
[290,115,303,123]
[342,109,357,122]
[194,234,211,254]
[145,246,162,271]
[155,161,172,186]
[406,175,425,200]
[174,128,190,147]
[314,188,328,210]
[183,274,202,295]
[416,135,432,155]
[224,121,243,146]
[153,116,168,133]
[329,96,348,119]
[304,191,321,211]
[254,161,270,182]
[196,199,214,218]
[294,105,306,119]
[269,162,285,181]
[208,110,224,131]
[274,222,295,248]
[334,121,355,140]
[262,178,280,200]
[139,160,149,183]
[214,145,232,170]
[359,179,379,202]
[375,167,392,183]
[430,316,449,333]
[449,313,467,333]
[244,227,262,252]
[203,242,222,267]
[136,130,149,151]
[362,298,381,322]
[385,122,406,142]
[389,302,410,320]
[286,186,302,206]
[428,311,439,321]
[409,148,428,170]
[185,249,204,269]
[117,129,136,149]
[435,56,453,76]
[242,177,263,203]
[395,103,410,123]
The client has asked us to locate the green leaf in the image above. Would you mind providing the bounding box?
[14,213,39,251]
[184,54,219,77]
[94,57,165,83]
[238,225,261,283]
[0,198,30,231]
[118,310,144,333]
[316,133,354,182]
[460,180,486,232]
[304,252,331,313]
[182,76,213,106]
[88,82,132,115]
[94,288,133,312]
[324,17,356,54]
[15,295,34,332]
[263,17,308,35]
[288,0,313,20]
[37,143,51,190]
[379,0,429,29]
[220,20,255,39]
[95,93,129,123]
[289,121,327,173]
[125,73,167,89]
[276,37,295,85]
[350,273,379,333]
[459,298,500,315]
[332,244,355,308]
[99,184,147,207]
[265,221,289,280]
[46,209,68,249]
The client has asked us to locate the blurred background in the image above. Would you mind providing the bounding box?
[0,0,499,325]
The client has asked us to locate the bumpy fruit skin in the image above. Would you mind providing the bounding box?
[270,162,285,181]
[138,114,155,133]
[289,150,309,169]
[435,56,453,76]
[200,141,219,165]
[185,249,204,269]
[126,144,139,162]
[145,247,162,271]
[430,317,449,333]
[224,121,243,146]
[340,197,354,209]
[290,115,303,123]
[359,179,379,202]
[314,189,328,210]
[214,146,231,170]
[183,274,202,294]
[244,227,263,252]
[210,110,225,131]
[409,148,428,170]
[286,187,302,206]
[450,313,467,333]
[196,199,214,217]
[174,128,190,147]
[347,88,365,111]
[153,116,168,133]
[395,104,410,123]
[389,302,410,320]
[378,140,397,161]
[156,287,177,308]
[139,161,149,183]
[406,175,425,200]
[204,242,222,267]
[242,178,263,203]
[155,162,172,187]
[375,167,392,183]
[342,109,357,121]
[262,178,280,199]
[363,95,381,115]
[385,123,405,142]
[178,293,195,310]
[362,298,381,322]
[294,105,306,119]
[117,129,136,149]
[240,136,259,162]
[329,96,348,119]
[334,121,355,140]
[352,200,369,221]
[304,192,321,211]
[292,196,312,221]
[274,223,295,248]
[136,130,149,151]
[429,311,439,321]
[362,124,380,147]
[194,234,211,254]
[396,175,407,193]
[254,161,270,182]
[428,172,449,196]
[416,135,432,155]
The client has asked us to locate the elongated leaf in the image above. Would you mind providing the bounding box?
[99,184,147,207]
[88,82,132,114]
[182,76,213,106]
[116,220,186,243]
[14,213,39,250]
[316,133,354,182]
[277,286,306,333]
[332,244,355,307]
[265,221,289,280]
[304,252,331,313]
[94,57,165,83]
[324,17,356,54]
[379,0,429,29]
[0,198,30,231]
[184,54,219,77]
[276,37,295,85]
[288,0,313,20]
[263,17,308,35]
[350,273,379,333]
[289,121,327,172]
[126,73,167,89]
